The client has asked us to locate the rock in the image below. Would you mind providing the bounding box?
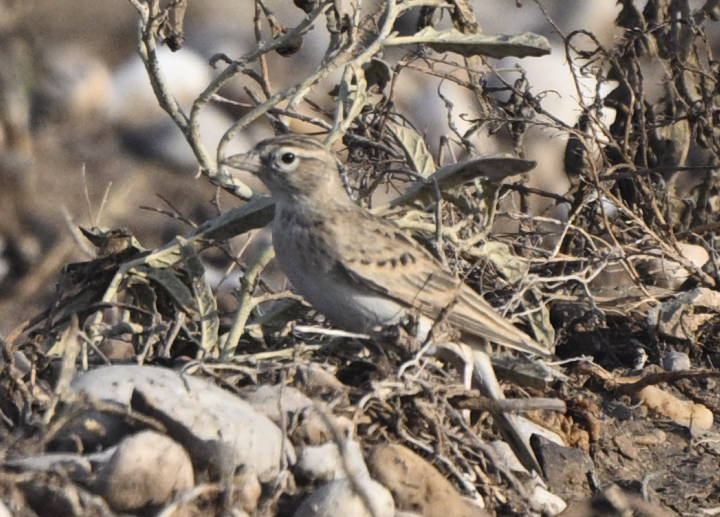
[293,479,395,517]
[612,435,638,460]
[93,430,194,513]
[293,410,354,446]
[531,435,594,501]
[537,202,571,251]
[637,385,713,430]
[119,106,258,174]
[556,485,674,517]
[557,331,650,371]
[366,444,488,517]
[634,430,666,445]
[589,261,636,291]
[662,351,691,372]
[295,441,363,483]
[70,365,293,480]
[641,243,708,290]
[530,485,567,515]
[295,435,394,517]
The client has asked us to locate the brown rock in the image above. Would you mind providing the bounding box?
[98,339,135,359]
[637,385,713,430]
[366,444,488,517]
[612,435,638,460]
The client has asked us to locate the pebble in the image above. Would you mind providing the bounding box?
[93,430,193,512]
[366,444,488,517]
[663,351,691,372]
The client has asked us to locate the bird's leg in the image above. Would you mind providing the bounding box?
[472,350,542,475]
[431,342,474,390]
[429,342,474,422]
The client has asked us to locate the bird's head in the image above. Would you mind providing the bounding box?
[224,135,347,205]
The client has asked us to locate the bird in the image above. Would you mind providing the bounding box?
[224,134,553,360]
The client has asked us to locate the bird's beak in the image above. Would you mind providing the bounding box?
[224,152,262,175]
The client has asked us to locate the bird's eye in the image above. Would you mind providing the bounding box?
[280,152,296,164]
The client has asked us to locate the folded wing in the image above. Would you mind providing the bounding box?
[334,209,552,357]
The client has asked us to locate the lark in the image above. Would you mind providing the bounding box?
[224,134,552,360]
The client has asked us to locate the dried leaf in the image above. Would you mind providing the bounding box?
[386,122,436,178]
[389,155,535,208]
[141,267,195,311]
[448,0,479,33]
[647,287,720,340]
[386,28,551,59]
[526,288,555,349]
[179,238,219,356]
[142,196,275,271]
[126,277,158,328]
[479,241,527,284]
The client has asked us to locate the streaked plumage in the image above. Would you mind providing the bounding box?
[225,135,552,358]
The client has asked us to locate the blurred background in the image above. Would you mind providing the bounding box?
[0,0,704,335]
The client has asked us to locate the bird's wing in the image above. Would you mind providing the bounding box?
[448,284,553,357]
[332,208,459,310]
[332,209,552,357]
